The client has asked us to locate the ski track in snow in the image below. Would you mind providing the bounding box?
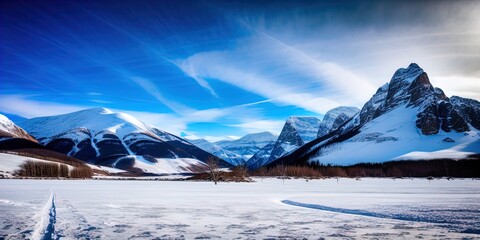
[32,192,56,240]
[281,200,480,234]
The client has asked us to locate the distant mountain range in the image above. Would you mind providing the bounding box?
[189,131,277,166]
[1,63,479,175]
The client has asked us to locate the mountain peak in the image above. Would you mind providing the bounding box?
[286,116,320,124]
[215,132,277,161]
[391,63,424,84]
[256,116,322,167]
[81,107,113,114]
[269,64,480,168]
[238,131,277,142]
[318,106,359,137]
[408,62,421,70]
[0,114,37,142]
[19,107,149,141]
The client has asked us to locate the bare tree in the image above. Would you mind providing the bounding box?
[207,157,221,185]
[232,163,247,177]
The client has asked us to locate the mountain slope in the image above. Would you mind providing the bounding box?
[246,141,276,170]
[0,114,37,142]
[317,107,359,137]
[246,117,321,169]
[19,108,231,174]
[215,132,277,160]
[271,63,480,167]
[189,139,245,166]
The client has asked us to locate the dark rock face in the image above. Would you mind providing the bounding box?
[317,106,359,137]
[384,64,425,110]
[443,137,455,143]
[96,139,129,160]
[408,73,436,106]
[331,113,350,132]
[268,120,305,162]
[266,63,480,168]
[73,139,97,163]
[359,84,389,125]
[46,138,75,155]
[247,117,322,169]
[246,142,275,170]
[416,104,441,135]
[451,96,480,131]
[412,77,469,135]
[129,140,178,158]
[98,155,135,170]
[356,63,474,135]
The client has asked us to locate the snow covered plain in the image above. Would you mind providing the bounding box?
[0,178,478,239]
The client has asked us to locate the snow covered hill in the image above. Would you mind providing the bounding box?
[0,152,66,178]
[214,132,277,160]
[189,139,245,166]
[0,114,37,142]
[271,63,480,166]
[19,108,231,174]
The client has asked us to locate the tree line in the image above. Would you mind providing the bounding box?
[252,159,480,178]
[17,160,93,178]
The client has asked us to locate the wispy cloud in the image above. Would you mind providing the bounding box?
[173,61,218,97]
[89,99,112,104]
[177,34,373,115]
[130,76,193,115]
[0,95,86,118]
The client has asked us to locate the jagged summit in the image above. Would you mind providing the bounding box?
[286,117,322,143]
[246,116,321,169]
[349,63,469,135]
[247,107,360,170]
[269,63,480,167]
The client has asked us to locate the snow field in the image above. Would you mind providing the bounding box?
[0,178,479,239]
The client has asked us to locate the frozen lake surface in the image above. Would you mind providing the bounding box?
[0,178,479,239]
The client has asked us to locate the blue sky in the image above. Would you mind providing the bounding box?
[1,0,479,141]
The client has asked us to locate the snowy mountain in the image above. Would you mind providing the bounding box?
[19,108,231,174]
[247,117,321,169]
[317,107,359,137]
[189,139,245,166]
[214,132,277,160]
[0,114,37,142]
[271,63,480,167]
[245,141,276,170]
